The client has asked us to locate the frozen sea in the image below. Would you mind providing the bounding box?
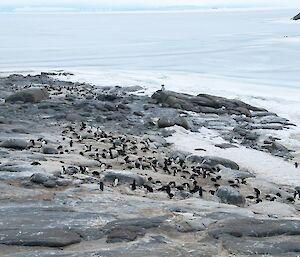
[0,8,300,88]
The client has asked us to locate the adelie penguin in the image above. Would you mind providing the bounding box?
[131,179,136,191]
[113,177,119,187]
[143,184,154,193]
[199,186,203,197]
[254,188,260,198]
[31,161,41,166]
[99,181,104,191]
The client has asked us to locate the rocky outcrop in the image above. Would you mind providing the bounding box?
[157,115,190,130]
[292,13,300,20]
[186,155,239,170]
[103,216,167,243]
[152,90,265,116]
[103,170,145,186]
[0,228,81,247]
[215,186,245,206]
[0,139,28,150]
[208,219,300,255]
[5,87,49,103]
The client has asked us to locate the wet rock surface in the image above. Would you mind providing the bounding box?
[207,218,300,255]
[5,87,49,103]
[0,72,299,257]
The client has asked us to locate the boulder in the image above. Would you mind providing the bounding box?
[42,146,58,155]
[215,186,245,206]
[103,170,145,186]
[0,139,28,150]
[43,180,57,188]
[175,116,190,130]
[30,173,49,184]
[186,155,239,170]
[219,166,255,180]
[157,116,190,130]
[157,117,175,128]
[151,90,265,115]
[5,88,49,103]
[215,143,238,149]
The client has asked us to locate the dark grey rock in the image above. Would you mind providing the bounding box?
[56,179,72,187]
[5,88,49,103]
[133,111,144,117]
[42,146,58,155]
[30,173,49,184]
[215,186,245,206]
[157,116,175,128]
[208,218,300,239]
[43,180,57,188]
[64,166,79,175]
[104,216,167,243]
[97,94,120,102]
[215,143,238,149]
[104,102,117,111]
[0,162,39,173]
[292,12,300,20]
[106,226,144,243]
[221,235,300,255]
[175,116,190,130]
[106,113,125,121]
[0,139,28,150]
[103,170,145,186]
[208,219,300,255]
[95,116,105,123]
[66,114,87,122]
[0,228,81,247]
[186,155,239,170]
[152,90,265,115]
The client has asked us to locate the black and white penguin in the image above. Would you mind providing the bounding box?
[131,179,136,191]
[199,186,203,197]
[143,184,154,193]
[113,177,119,187]
[254,188,260,198]
[99,181,104,191]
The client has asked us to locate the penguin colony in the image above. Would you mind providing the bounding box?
[27,119,300,206]
[19,79,299,206]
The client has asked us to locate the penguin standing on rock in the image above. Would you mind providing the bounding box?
[254,188,261,198]
[113,177,119,187]
[199,186,203,197]
[99,181,104,191]
[131,179,136,191]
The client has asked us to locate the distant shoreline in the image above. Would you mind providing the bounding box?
[0,6,297,15]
